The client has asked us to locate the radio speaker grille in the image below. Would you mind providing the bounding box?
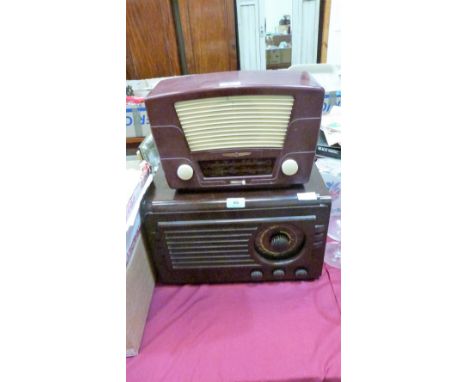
[165,227,258,269]
[174,95,294,152]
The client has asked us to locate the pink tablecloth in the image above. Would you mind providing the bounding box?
[127,265,341,382]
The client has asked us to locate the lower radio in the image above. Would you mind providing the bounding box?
[140,164,331,284]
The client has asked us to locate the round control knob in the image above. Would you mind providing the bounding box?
[295,268,309,279]
[273,269,285,278]
[250,270,263,281]
[177,164,194,181]
[281,159,299,176]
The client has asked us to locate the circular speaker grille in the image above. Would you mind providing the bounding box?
[270,232,291,252]
[255,224,304,260]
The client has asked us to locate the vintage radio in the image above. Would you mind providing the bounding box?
[144,70,324,190]
[140,164,331,284]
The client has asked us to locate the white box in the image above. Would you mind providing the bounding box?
[126,232,155,356]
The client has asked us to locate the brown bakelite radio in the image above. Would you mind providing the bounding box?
[140,164,331,284]
[145,70,325,190]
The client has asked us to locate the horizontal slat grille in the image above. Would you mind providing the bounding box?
[164,227,257,269]
[175,95,294,152]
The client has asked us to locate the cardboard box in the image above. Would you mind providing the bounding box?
[266,49,281,65]
[126,105,151,138]
[126,77,170,138]
[266,48,291,68]
[126,232,155,357]
[279,48,291,64]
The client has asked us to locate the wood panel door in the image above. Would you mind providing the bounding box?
[127,0,181,79]
[178,0,238,74]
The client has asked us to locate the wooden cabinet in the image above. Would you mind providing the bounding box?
[178,0,237,74]
[126,0,238,79]
[126,0,181,79]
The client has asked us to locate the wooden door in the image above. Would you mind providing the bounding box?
[178,0,238,74]
[126,0,181,79]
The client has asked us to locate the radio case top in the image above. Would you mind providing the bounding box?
[145,70,325,190]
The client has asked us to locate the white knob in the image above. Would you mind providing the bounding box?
[281,159,298,176]
[177,164,194,180]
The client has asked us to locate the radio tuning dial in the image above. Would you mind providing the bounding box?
[281,159,298,176]
[254,225,304,260]
[177,164,194,180]
[270,233,291,252]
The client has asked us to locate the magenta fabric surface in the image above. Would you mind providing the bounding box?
[127,266,341,382]
[324,264,341,314]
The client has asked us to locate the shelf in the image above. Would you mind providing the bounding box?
[127,137,145,145]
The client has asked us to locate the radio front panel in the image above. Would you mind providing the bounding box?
[143,203,331,284]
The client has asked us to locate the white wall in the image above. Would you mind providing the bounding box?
[327,0,341,67]
[264,0,292,34]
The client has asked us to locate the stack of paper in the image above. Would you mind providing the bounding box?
[126,159,153,265]
[321,106,342,147]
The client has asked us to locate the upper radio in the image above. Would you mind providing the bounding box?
[145,70,324,190]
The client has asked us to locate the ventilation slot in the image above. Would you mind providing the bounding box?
[164,227,258,269]
[175,95,294,152]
